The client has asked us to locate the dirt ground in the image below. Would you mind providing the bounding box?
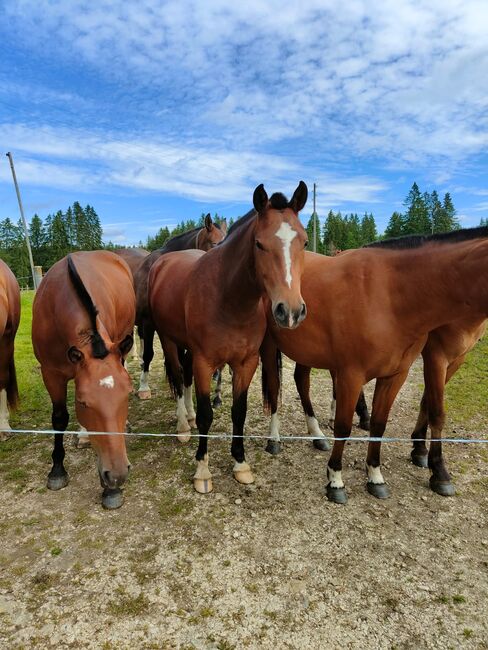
[1,347,487,650]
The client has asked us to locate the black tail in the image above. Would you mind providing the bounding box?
[67,254,109,359]
[6,355,19,410]
[261,349,282,413]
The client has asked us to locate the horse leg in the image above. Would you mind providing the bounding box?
[0,388,9,440]
[138,321,155,400]
[410,392,429,467]
[260,335,282,455]
[424,355,456,497]
[0,338,15,439]
[230,355,259,485]
[181,348,197,428]
[326,372,364,504]
[328,371,337,429]
[161,338,190,442]
[192,355,214,493]
[42,369,70,490]
[365,371,409,499]
[294,364,330,451]
[212,368,223,408]
[137,325,144,368]
[355,389,370,431]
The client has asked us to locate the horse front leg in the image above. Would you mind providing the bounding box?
[294,363,330,451]
[230,355,259,485]
[42,369,70,491]
[192,355,214,494]
[366,370,409,499]
[260,334,282,455]
[326,372,364,504]
[138,320,155,400]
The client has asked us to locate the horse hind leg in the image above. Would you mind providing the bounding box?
[410,392,429,467]
[138,322,155,400]
[192,356,214,493]
[0,389,10,440]
[181,349,196,428]
[0,340,17,440]
[212,367,223,408]
[260,336,282,455]
[161,338,190,442]
[294,364,330,451]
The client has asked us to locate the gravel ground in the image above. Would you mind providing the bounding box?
[1,348,487,650]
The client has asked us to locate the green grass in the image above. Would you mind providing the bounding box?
[445,335,487,425]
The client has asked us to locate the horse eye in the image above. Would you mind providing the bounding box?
[255,240,265,251]
[304,240,308,248]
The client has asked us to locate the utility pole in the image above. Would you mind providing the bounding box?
[312,182,317,252]
[6,152,39,289]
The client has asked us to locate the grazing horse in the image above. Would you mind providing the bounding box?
[149,183,309,493]
[0,259,20,438]
[261,227,488,503]
[32,251,135,509]
[134,214,226,399]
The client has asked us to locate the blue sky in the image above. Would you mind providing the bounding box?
[1,0,487,245]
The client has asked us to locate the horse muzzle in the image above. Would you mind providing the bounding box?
[99,465,130,490]
[272,301,307,329]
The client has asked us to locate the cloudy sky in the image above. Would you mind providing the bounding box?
[1,0,487,244]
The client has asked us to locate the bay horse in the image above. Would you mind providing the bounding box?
[261,227,488,503]
[32,251,135,509]
[149,182,309,493]
[134,214,226,399]
[0,259,20,438]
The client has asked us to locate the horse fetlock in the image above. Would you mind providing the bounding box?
[233,461,255,485]
[327,466,344,489]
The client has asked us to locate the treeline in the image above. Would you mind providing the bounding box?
[305,211,378,255]
[0,202,102,284]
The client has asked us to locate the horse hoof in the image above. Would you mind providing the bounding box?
[138,390,151,400]
[234,469,255,485]
[47,473,69,491]
[265,440,281,455]
[326,485,348,504]
[194,477,213,494]
[411,453,428,468]
[187,418,197,429]
[367,482,390,499]
[430,477,455,497]
[102,487,124,509]
[177,431,191,443]
[212,396,222,408]
[313,438,331,452]
[359,418,370,431]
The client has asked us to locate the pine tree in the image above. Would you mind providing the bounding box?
[402,183,431,234]
[480,217,488,227]
[440,193,459,231]
[360,212,377,245]
[147,227,171,251]
[73,201,90,249]
[384,212,404,238]
[84,204,103,249]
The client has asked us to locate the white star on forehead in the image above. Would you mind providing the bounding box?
[99,375,115,389]
[275,222,297,288]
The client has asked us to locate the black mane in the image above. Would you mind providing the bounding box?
[225,208,257,238]
[67,255,109,359]
[365,226,488,250]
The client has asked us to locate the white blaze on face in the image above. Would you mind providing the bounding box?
[99,375,115,389]
[275,222,297,288]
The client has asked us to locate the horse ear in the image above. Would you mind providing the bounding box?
[119,334,133,357]
[289,181,308,213]
[253,184,268,213]
[204,214,213,232]
[68,346,84,364]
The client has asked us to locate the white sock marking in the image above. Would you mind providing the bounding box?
[139,370,150,393]
[176,395,190,432]
[367,464,385,484]
[327,467,344,489]
[99,375,114,389]
[184,385,195,420]
[78,425,88,439]
[0,389,10,429]
[306,415,325,438]
[269,412,280,441]
[275,222,297,288]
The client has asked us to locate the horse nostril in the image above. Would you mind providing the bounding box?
[275,302,286,321]
[300,303,307,318]
[103,470,111,485]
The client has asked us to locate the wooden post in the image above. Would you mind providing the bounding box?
[6,152,39,289]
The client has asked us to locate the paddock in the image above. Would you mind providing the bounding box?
[0,291,487,649]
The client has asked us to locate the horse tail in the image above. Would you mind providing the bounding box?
[6,354,19,410]
[67,254,109,359]
[261,348,282,413]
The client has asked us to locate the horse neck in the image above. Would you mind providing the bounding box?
[219,219,261,310]
[394,239,488,329]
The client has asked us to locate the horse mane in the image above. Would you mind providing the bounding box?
[269,192,289,210]
[67,255,109,359]
[365,226,488,250]
[159,221,223,253]
[225,208,257,238]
